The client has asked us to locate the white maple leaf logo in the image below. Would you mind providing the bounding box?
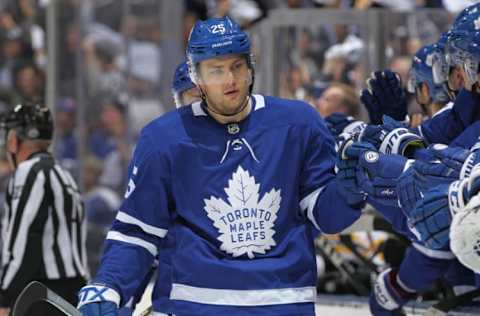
[204,166,281,259]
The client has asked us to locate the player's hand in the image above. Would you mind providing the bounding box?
[360,116,425,158]
[361,70,408,125]
[407,183,452,249]
[412,149,463,193]
[344,142,408,206]
[396,165,423,215]
[325,112,366,139]
[369,268,416,315]
[78,284,120,316]
[335,140,368,208]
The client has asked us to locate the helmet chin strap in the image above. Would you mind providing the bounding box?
[198,79,252,119]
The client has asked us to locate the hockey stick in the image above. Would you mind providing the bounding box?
[423,288,480,316]
[11,281,82,316]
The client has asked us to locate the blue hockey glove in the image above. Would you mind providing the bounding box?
[396,164,422,215]
[413,159,461,194]
[361,70,408,125]
[370,268,416,316]
[78,284,120,316]
[427,144,480,179]
[360,116,425,158]
[336,140,367,208]
[411,165,480,249]
[343,142,408,206]
[325,112,366,139]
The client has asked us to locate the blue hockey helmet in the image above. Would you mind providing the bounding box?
[453,2,480,25]
[172,60,197,108]
[186,16,252,84]
[172,60,195,94]
[430,33,450,86]
[462,31,480,88]
[407,44,450,104]
[447,10,480,67]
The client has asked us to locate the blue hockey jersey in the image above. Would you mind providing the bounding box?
[419,89,480,144]
[93,95,360,316]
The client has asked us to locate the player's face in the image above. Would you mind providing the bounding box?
[315,87,346,117]
[448,66,464,92]
[198,55,251,115]
[181,87,201,106]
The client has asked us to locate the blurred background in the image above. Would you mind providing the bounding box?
[0,0,476,306]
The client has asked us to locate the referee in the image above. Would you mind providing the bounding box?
[0,103,88,316]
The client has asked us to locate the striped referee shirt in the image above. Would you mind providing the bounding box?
[0,151,88,299]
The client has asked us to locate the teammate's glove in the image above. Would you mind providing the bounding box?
[325,112,366,139]
[361,70,408,125]
[427,144,480,179]
[78,284,120,316]
[396,164,422,215]
[360,116,425,158]
[343,142,408,206]
[336,139,367,208]
[370,268,416,315]
[412,149,463,194]
[407,171,476,249]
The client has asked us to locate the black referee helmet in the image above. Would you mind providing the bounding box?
[0,102,53,142]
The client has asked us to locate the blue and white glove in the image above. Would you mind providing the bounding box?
[427,144,480,179]
[336,139,367,208]
[396,164,422,215]
[78,284,120,316]
[325,112,366,139]
[343,142,408,206]
[406,173,475,249]
[370,268,416,316]
[360,116,425,158]
[361,70,408,125]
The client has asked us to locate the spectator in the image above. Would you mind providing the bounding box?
[11,61,44,105]
[83,155,121,274]
[89,98,130,193]
[313,82,361,118]
[54,98,77,174]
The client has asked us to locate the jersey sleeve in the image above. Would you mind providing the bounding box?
[419,90,480,145]
[93,131,173,304]
[299,113,360,234]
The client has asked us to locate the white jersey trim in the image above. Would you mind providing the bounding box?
[170,283,316,306]
[106,231,158,257]
[412,242,455,260]
[116,211,168,238]
[299,186,325,232]
[192,101,207,116]
[253,94,265,111]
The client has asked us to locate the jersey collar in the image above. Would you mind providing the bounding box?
[191,94,265,117]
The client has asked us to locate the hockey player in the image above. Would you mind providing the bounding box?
[407,44,450,117]
[172,60,200,108]
[0,103,88,316]
[77,16,362,316]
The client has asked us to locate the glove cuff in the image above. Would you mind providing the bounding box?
[448,179,468,216]
[460,152,479,179]
[379,128,425,157]
[373,268,415,310]
[77,284,121,309]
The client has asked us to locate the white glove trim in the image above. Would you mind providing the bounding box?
[77,284,121,309]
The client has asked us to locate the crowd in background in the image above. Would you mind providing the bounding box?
[0,0,475,282]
